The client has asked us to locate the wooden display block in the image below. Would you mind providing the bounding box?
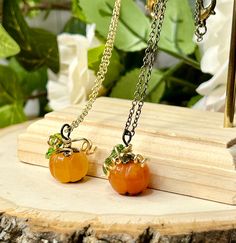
[3,122,236,241]
[18,97,236,204]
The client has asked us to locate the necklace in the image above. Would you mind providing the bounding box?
[46,0,122,183]
[103,0,168,195]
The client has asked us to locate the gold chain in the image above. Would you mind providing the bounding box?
[69,0,121,133]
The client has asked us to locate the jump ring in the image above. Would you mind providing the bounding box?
[60,124,72,140]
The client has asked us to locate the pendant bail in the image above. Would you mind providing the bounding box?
[60,124,72,140]
[122,129,132,147]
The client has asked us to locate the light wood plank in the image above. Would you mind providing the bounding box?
[17,97,236,204]
[3,122,236,238]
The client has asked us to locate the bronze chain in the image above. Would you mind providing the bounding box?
[122,0,168,146]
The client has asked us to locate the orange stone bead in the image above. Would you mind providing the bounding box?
[108,161,150,195]
[49,151,89,183]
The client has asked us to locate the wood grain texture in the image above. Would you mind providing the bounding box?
[18,97,236,204]
[2,122,236,241]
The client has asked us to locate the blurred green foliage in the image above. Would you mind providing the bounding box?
[0,0,210,128]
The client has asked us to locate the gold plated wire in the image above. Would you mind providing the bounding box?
[224,0,236,128]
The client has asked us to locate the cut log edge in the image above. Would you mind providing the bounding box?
[1,196,236,237]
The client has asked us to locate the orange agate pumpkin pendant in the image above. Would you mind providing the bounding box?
[49,151,89,183]
[46,127,95,183]
[103,144,150,195]
[109,160,150,195]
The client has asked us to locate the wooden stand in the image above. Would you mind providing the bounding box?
[2,122,236,242]
[18,97,236,204]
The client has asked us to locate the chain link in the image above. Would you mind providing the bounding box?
[194,0,200,27]
[122,0,168,146]
[68,0,121,133]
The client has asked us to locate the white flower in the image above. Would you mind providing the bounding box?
[193,0,233,111]
[24,98,40,118]
[47,25,100,111]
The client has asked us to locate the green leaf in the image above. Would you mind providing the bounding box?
[19,28,59,72]
[88,45,105,67]
[103,144,125,175]
[194,46,202,63]
[110,69,138,99]
[0,64,26,127]
[109,144,124,159]
[80,0,150,52]
[188,0,195,10]
[0,103,26,128]
[145,81,166,103]
[2,0,59,73]
[88,45,123,88]
[0,24,20,58]
[45,133,63,159]
[63,17,86,35]
[45,147,56,159]
[9,58,47,96]
[187,95,202,107]
[110,68,165,102]
[72,0,87,22]
[88,45,105,68]
[0,65,23,104]
[159,0,196,56]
